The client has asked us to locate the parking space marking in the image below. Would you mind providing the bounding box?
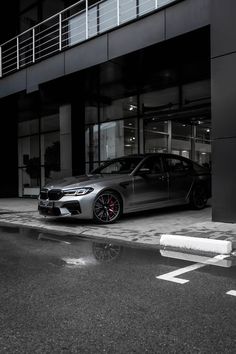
[156,263,206,284]
[226,290,236,297]
[156,254,229,284]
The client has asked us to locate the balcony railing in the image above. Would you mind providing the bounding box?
[0,0,176,78]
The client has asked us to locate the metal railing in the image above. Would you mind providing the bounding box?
[0,0,175,78]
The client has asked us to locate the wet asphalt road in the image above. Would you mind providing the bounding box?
[0,226,236,354]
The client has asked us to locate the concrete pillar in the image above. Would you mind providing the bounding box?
[59,104,72,177]
[211,0,236,222]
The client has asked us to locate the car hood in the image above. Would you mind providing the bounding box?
[44,174,130,190]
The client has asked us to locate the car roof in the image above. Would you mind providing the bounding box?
[116,153,208,167]
[119,153,190,159]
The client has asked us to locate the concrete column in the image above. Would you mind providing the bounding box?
[211,0,236,222]
[59,104,72,177]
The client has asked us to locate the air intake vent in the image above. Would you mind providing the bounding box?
[48,189,64,201]
[40,189,48,200]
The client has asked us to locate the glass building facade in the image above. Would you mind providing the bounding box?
[0,0,211,198]
[85,79,211,174]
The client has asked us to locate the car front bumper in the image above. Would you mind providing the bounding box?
[38,196,94,219]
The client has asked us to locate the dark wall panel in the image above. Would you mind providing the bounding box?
[108,11,165,59]
[211,53,236,139]
[166,0,210,39]
[212,138,236,222]
[211,0,236,222]
[26,53,65,93]
[211,0,236,58]
[0,70,27,98]
[65,35,108,75]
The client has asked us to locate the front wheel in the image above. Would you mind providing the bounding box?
[93,191,122,224]
[190,185,208,210]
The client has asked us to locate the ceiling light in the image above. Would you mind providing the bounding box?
[129,104,137,111]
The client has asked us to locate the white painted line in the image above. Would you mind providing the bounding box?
[156,255,229,284]
[160,234,232,254]
[226,290,236,297]
[157,263,206,284]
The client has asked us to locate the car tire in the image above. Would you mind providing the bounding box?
[93,190,122,224]
[189,184,208,210]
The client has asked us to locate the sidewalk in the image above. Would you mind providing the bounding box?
[0,198,236,254]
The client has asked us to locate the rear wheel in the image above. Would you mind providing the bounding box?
[93,190,122,224]
[190,185,208,210]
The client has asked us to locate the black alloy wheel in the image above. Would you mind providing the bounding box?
[190,185,208,210]
[92,242,123,262]
[93,191,122,224]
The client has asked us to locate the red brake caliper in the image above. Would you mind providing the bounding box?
[108,195,115,217]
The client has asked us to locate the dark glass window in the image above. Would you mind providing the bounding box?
[165,157,191,173]
[138,156,163,174]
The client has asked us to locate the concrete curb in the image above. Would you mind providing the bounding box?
[0,219,162,249]
[0,212,235,255]
[160,234,233,255]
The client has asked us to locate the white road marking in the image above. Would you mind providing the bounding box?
[156,254,229,284]
[157,263,206,284]
[226,290,236,297]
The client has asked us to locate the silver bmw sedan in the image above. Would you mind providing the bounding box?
[38,153,211,224]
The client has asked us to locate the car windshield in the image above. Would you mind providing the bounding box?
[92,157,143,174]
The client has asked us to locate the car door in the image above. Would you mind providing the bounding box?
[164,156,194,201]
[130,155,169,208]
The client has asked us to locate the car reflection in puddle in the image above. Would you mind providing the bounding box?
[1,226,236,271]
[35,231,124,265]
[92,242,123,262]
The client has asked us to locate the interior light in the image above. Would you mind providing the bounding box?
[129,104,137,111]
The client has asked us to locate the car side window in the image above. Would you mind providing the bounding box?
[139,156,163,174]
[165,158,191,173]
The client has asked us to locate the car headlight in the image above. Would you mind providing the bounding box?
[63,187,94,196]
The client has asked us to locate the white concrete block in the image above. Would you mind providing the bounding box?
[160,234,232,254]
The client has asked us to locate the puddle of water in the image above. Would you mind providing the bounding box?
[1,226,235,269]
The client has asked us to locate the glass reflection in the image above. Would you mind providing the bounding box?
[144,119,168,153]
